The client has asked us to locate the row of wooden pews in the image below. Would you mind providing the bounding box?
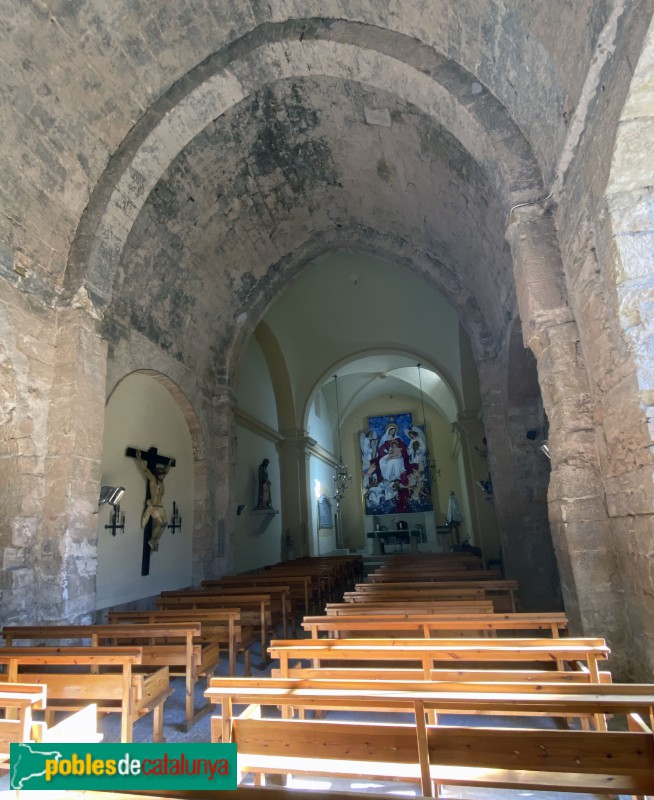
[0,643,172,742]
[203,553,654,798]
[0,555,363,741]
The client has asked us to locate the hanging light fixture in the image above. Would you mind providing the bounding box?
[332,374,352,505]
[416,363,439,475]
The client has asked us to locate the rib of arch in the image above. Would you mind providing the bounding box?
[66,20,545,312]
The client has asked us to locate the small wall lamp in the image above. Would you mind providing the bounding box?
[99,485,126,507]
[539,440,551,460]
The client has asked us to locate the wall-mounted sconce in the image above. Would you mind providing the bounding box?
[476,477,493,495]
[105,504,125,536]
[99,485,125,507]
[168,501,182,534]
[539,440,551,460]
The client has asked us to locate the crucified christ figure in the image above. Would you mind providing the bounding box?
[136,449,171,551]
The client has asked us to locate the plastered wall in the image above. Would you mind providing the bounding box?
[96,372,194,609]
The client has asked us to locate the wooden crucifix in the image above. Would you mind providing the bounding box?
[126,446,176,576]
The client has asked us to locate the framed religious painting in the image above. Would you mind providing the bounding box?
[359,413,434,515]
[318,494,333,529]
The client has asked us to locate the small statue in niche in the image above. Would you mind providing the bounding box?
[256,458,272,510]
[447,490,463,546]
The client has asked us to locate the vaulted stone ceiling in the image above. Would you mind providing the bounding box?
[110,76,511,383]
[22,2,611,388]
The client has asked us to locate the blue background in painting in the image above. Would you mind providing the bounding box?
[368,413,413,446]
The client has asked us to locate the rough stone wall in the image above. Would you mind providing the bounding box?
[0,281,105,624]
[602,14,654,678]
[0,281,57,622]
[551,0,654,678]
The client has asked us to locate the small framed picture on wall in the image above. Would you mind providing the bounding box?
[318,494,333,529]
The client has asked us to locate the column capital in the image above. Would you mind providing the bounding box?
[505,205,574,350]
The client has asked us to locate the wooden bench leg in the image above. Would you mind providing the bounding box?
[185,676,194,732]
[243,648,252,677]
[415,700,434,798]
[122,713,133,743]
[229,641,236,676]
[153,701,165,743]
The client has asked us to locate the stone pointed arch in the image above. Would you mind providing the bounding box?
[64,20,544,312]
[253,321,296,434]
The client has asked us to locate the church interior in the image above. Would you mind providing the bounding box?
[1,0,654,796]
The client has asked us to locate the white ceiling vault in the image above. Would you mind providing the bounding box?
[263,250,467,431]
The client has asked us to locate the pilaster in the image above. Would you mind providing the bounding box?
[506,208,626,657]
[41,306,107,621]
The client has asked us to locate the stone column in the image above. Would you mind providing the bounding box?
[454,414,500,563]
[1,283,57,623]
[40,305,107,622]
[197,382,237,582]
[478,357,562,612]
[506,207,626,652]
[278,430,314,559]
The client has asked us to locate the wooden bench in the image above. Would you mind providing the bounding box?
[302,612,569,639]
[368,569,504,582]
[374,553,483,570]
[268,637,611,728]
[271,664,613,685]
[0,646,169,742]
[205,576,311,624]
[226,715,654,797]
[157,593,277,666]
[72,786,415,800]
[205,575,317,618]
[343,587,487,604]
[269,637,610,675]
[346,582,519,612]
[108,609,252,678]
[325,600,496,615]
[0,682,47,766]
[360,578,519,611]
[206,675,653,736]
[206,676,654,798]
[264,555,363,597]
[159,587,290,645]
[176,585,293,637]
[262,562,342,605]
[1,693,101,768]
[3,622,206,731]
